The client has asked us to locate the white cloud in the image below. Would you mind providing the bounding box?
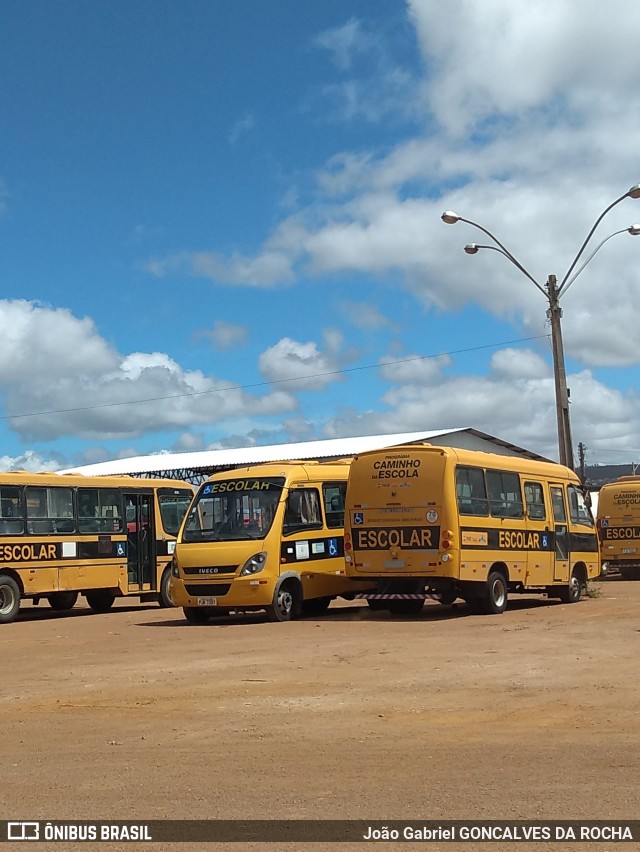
[379,352,451,385]
[409,0,640,136]
[0,449,64,473]
[229,111,255,145]
[199,320,249,351]
[313,18,367,72]
[144,247,295,287]
[0,300,297,442]
[490,348,551,381]
[341,300,397,331]
[258,330,357,391]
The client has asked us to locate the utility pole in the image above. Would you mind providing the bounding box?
[546,274,574,470]
[577,441,587,483]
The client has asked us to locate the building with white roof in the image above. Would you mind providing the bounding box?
[60,428,553,483]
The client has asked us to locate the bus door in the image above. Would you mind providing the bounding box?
[125,493,156,590]
[523,480,553,585]
[550,485,570,582]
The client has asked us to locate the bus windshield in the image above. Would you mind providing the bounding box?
[182,477,285,542]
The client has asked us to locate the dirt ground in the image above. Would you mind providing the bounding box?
[2,575,639,851]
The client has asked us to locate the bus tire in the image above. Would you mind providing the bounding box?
[0,574,21,624]
[158,567,173,608]
[558,569,582,604]
[387,599,424,615]
[620,566,640,580]
[183,607,212,625]
[480,571,508,614]
[266,580,301,622]
[47,591,79,611]
[86,590,116,613]
[301,596,332,616]
[436,589,458,606]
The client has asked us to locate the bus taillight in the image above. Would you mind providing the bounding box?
[441,529,454,549]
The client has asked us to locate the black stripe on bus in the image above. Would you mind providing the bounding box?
[280,535,344,563]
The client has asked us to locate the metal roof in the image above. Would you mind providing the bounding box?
[59,428,551,483]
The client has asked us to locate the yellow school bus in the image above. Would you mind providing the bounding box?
[170,460,373,624]
[343,444,600,615]
[597,475,640,578]
[0,472,194,624]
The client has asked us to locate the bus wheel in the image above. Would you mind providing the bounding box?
[183,607,211,625]
[266,581,301,622]
[480,572,508,614]
[47,591,79,611]
[86,590,116,613]
[387,599,424,615]
[558,570,582,604]
[301,596,332,616]
[435,589,458,606]
[158,567,173,608]
[0,574,21,624]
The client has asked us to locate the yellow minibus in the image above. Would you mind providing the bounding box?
[0,472,194,624]
[170,460,372,623]
[344,444,600,615]
[597,475,640,578]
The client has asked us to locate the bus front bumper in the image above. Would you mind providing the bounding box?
[169,575,274,610]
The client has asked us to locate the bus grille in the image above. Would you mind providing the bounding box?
[184,584,231,596]
[183,566,237,575]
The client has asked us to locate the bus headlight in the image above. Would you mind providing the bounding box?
[171,555,180,577]
[240,551,267,576]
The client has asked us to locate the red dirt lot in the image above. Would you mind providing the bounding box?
[2,577,639,851]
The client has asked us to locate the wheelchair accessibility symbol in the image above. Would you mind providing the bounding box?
[353,512,364,525]
[328,538,338,556]
[117,543,126,557]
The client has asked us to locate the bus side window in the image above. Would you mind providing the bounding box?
[25,486,74,534]
[486,471,524,519]
[568,485,594,526]
[456,466,489,516]
[323,482,346,528]
[283,489,322,533]
[0,487,24,535]
[524,482,546,521]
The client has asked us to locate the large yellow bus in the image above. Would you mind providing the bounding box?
[0,472,194,624]
[344,444,600,615]
[597,475,640,578]
[169,460,373,624]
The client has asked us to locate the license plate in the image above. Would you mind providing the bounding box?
[622,548,637,555]
[197,597,217,606]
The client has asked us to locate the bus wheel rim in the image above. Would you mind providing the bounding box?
[0,586,16,614]
[278,590,293,614]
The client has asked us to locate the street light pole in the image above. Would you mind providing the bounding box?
[546,274,573,469]
[442,186,640,470]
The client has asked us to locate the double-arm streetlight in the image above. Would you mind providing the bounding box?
[441,185,640,470]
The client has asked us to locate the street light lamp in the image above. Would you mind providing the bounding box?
[441,186,640,470]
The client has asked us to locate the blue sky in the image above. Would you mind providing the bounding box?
[1,0,639,471]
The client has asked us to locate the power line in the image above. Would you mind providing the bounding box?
[4,334,549,422]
